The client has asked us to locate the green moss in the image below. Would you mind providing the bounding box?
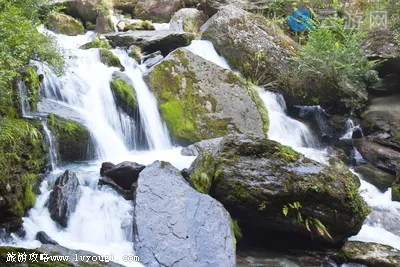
[22,66,41,112]
[149,51,230,144]
[109,78,138,110]
[189,150,216,194]
[160,161,169,169]
[80,39,110,50]
[392,183,400,202]
[48,114,91,162]
[128,45,142,62]
[100,49,124,70]
[47,11,84,36]
[0,118,46,221]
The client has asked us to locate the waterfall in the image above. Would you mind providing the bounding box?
[340,119,363,140]
[112,50,172,150]
[41,119,58,170]
[17,80,31,117]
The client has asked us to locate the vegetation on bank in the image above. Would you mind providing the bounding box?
[0,0,62,117]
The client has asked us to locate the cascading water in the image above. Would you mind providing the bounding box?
[41,119,58,170]
[17,80,31,117]
[112,50,172,150]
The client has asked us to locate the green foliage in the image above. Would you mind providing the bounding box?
[230,219,243,250]
[0,0,62,117]
[292,16,375,89]
[282,201,333,240]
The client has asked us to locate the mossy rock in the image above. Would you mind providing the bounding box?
[80,39,111,50]
[0,118,48,229]
[188,134,370,245]
[336,241,400,267]
[125,20,155,31]
[47,11,84,36]
[100,49,124,70]
[392,171,400,202]
[47,114,93,162]
[128,45,142,62]
[354,163,395,191]
[144,48,268,145]
[109,75,138,117]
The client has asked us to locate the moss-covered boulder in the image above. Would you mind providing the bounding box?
[128,45,142,62]
[0,118,48,230]
[110,73,138,117]
[113,0,138,13]
[335,241,400,267]
[354,163,395,192]
[188,134,370,245]
[47,114,93,162]
[144,48,269,145]
[170,8,207,33]
[80,39,111,49]
[47,11,84,36]
[134,0,183,23]
[100,49,124,70]
[64,0,99,24]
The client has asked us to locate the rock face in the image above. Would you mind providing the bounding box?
[144,48,269,145]
[48,170,80,228]
[36,231,59,245]
[133,161,236,267]
[181,137,223,156]
[170,8,207,33]
[337,241,400,267]
[47,12,84,36]
[355,138,400,174]
[202,5,294,87]
[201,0,267,16]
[113,0,138,13]
[100,161,145,190]
[47,114,93,162]
[354,163,395,191]
[189,134,370,245]
[103,31,194,56]
[134,0,183,23]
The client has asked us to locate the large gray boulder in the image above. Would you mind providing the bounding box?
[170,8,207,33]
[133,161,236,267]
[181,137,223,156]
[144,48,269,145]
[134,0,183,22]
[64,0,99,23]
[48,170,80,228]
[189,134,370,245]
[103,31,194,56]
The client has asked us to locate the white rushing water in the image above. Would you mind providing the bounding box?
[41,119,58,171]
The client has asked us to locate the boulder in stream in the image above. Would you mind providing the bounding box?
[169,8,207,33]
[133,161,236,266]
[335,241,400,267]
[100,161,145,190]
[189,134,370,245]
[144,48,269,145]
[134,0,183,23]
[48,170,80,228]
[46,11,85,36]
[36,231,59,245]
[103,31,195,56]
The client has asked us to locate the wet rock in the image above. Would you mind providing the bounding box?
[189,134,370,245]
[352,128,364,139]
[109,72,138,118]
[36,231,59,245]
[98,176,133,200]
[95,13,114,33]
[113,0,138,14]
[134,0,183,23]
[354,163,395,191]
[133,161,236,267]
[170,8,207,33]
[144,48,269,145]
[143,54,163,68]
[392,171,400,202]
[335,241,400,267]
[100,162,115,176]
[103,31,194,56]
[100,49,124,70]
[102,161,145,190]
[46,11,84,36]
[48,170,80,228]
[47,114,94,162]
[355,138,400,174]
[181,137,223,156]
